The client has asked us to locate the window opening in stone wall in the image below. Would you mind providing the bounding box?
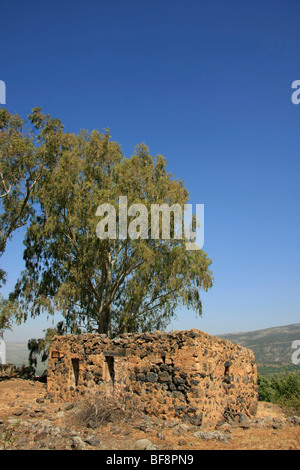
[224,361,232,376]
[72,358,79,386]
[105,356,115,383]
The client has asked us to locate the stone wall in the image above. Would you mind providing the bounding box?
[47,329,258,429]
[0,363,36,381]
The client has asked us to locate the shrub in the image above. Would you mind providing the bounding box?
[258,371,300,414]
[257,375,276,403]
[71,391,142,428]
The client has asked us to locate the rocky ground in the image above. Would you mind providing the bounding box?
[0,378,299,450]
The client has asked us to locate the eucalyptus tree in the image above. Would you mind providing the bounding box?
[8,109,213,336]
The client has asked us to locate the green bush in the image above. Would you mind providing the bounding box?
[257,375,276,402]
[258,371,300,414]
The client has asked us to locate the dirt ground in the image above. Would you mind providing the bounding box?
[0,378,299,450]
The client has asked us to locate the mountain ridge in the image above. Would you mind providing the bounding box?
[218,323,300,368]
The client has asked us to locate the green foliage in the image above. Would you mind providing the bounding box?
[0,107,64,334]
[257,375,276,402]
[6,108,213,337]
[0,107,63,283]
[0,294,22,338]
[258,371,300,414]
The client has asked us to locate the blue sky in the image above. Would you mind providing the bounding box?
[1,0,299,342]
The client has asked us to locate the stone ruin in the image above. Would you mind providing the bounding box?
[0,363,36,381]
[47,329,258,429]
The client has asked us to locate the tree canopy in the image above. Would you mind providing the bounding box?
[2,108,213,337]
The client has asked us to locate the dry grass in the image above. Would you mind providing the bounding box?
[71,390,142,428]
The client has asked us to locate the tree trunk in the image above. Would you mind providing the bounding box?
[97,304,111,335]
[97,252,112,335]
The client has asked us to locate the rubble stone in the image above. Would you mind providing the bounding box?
[47,329,258,429]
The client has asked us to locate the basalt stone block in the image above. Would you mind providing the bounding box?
[192,413,203,426]
[136,373,146,381]
[190,379,199,386]
[175,405,187,413]
[172,391,184,399]
[173,376,185,386]
[159,371,172,383]
[168,383,176,391]
[159,364,171,372]
[146,372,158,383]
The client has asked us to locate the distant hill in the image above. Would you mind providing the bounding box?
[218,323,300,374]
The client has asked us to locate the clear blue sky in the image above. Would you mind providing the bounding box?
[1,0,299,342]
